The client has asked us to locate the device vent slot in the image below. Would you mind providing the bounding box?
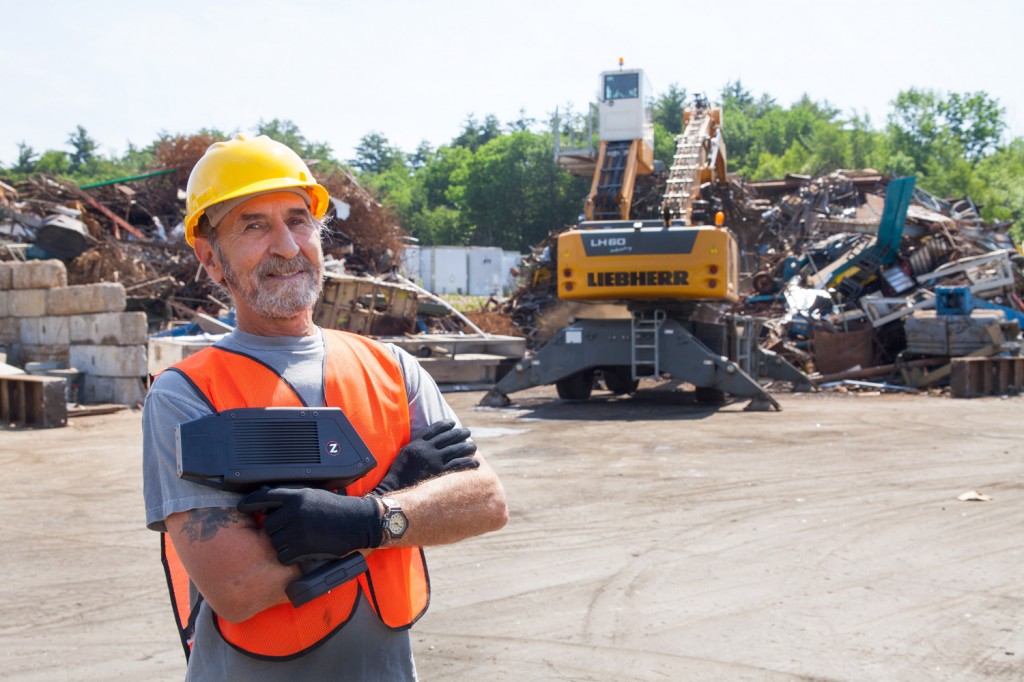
[233,422,321,464]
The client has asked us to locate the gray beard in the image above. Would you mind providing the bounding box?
[217,248,324,320]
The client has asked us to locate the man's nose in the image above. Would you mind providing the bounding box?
[267,219,300,258]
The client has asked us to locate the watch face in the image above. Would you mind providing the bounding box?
[386,512,408,536]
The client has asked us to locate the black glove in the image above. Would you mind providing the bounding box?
[237,487,383,565]
[373,420,480,495]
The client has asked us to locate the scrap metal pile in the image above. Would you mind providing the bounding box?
[4,154,1022,397]
[504,170,1024,394]
[0,136,407,329]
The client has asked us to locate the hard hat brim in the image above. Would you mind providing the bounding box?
[185,180,329,246]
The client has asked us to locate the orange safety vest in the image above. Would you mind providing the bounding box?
[159,329,430,660]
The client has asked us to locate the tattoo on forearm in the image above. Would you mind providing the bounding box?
[182,507,249,543]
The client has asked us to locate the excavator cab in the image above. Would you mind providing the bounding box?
[586,67,655,221]
[597,69,653,150]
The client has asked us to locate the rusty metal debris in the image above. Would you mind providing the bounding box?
[734,172,1024,395]
[0,150,477,410]
[504,169,1024,396]
[2,160,1021,400]
[0,152,408,329]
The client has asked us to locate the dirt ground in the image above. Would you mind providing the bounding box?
[1,385,1021,681]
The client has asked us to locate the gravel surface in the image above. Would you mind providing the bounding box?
[1,386,1021,681]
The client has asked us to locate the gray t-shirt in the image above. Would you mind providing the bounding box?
[143,328,459,681]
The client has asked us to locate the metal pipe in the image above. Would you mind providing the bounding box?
[394,275,489,337]
[79,167,177,189]
[811,357,944,384]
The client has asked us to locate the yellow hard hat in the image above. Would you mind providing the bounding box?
[184,134,330,246]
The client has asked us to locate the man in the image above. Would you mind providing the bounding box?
[142,134,508,680]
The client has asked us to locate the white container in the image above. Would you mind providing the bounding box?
[418,246,433,291]
[467,247,504,296]
[400,245,421,285]
[501,251,524,294]
[421,246,468,295]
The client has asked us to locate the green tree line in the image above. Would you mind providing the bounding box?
[4,83,1022,248]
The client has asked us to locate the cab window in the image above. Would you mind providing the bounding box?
[604,73,639,100]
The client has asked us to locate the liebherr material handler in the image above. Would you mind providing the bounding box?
[481,64,809,410]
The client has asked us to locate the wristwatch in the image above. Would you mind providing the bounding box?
[379,496,408,542]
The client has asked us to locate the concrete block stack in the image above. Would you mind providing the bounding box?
[0,259,149,405]
[148,336,212,375]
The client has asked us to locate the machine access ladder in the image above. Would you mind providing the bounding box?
[631,309,665,380]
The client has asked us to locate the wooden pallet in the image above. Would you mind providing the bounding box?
[0,375,67,428]
[950,356,1024,398]
[314,273,419,336]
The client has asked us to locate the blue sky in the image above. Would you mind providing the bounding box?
[2,0,1021,167]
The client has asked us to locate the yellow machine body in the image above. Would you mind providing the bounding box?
[557,225,739,303]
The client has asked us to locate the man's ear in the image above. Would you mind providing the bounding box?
[193,238,225,283]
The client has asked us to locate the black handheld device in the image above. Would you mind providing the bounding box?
[176,407,378,607]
